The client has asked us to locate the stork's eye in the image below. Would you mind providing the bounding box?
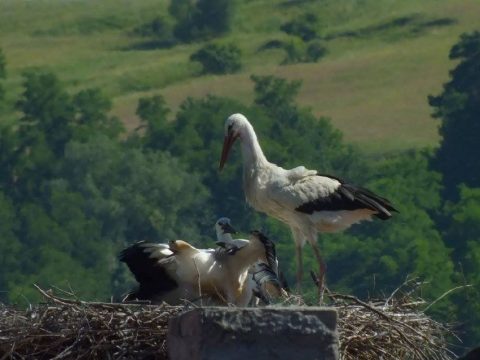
[227,124,233,132]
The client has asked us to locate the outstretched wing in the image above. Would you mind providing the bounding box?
[119,241,178,300]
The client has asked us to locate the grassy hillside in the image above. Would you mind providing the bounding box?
[1,0,479,153]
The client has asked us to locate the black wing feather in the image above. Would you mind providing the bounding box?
[295,174,398,220]
[119,241,178,300]
[251,230,278,275]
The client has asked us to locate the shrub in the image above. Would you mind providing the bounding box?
[190,43,241,74]
[281,38,307,64]
[131,16,175,48]
[280,13,320,41]
[170,0,234,42]
[306,41,327,62]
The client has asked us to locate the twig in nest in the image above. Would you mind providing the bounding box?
[328,281,458,360]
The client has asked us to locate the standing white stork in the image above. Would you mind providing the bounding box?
[218,113,397,290]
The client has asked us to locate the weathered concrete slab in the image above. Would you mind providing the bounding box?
[167,307,338,360]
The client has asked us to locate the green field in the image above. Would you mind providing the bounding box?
[1,0,479,152]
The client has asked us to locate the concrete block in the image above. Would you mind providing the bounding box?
[167,307,338,360]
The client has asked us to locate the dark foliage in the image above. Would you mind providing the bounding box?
[281,13,320,41]
[306,41,327,62]
[259,15,327,65]
[131,16,176,48]
[429,31,480,201]
[170,0,234,42]
[0,48,5,104]
[190,43,241,74]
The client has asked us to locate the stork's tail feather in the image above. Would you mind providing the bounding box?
[341,184,398,220]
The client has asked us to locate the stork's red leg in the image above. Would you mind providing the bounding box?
[295,244,303,292]
[291,228,306,293]
[310,241,326,304]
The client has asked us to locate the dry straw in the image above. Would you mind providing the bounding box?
[0,282,458,359]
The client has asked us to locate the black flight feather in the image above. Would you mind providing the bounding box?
[295,173,398,220]
[119,241,178,301]
[250,230,278,275]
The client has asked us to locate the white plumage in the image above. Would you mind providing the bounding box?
[214,217,249,252]
[120,226,277,306]
[214,217,284,304]
[219,113,397,289]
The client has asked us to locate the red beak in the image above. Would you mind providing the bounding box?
[219,133,236,170]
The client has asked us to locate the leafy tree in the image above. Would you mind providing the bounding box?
[72,88,124,140]
[61,136,211,296]
[251,74,302,116]
[306,41,327,62]
[428,32,480,345]
[0,48,5,104]
[16,71,74,157]
[11,72,124,201]
[0,192,21,303]
[0,69,211,302]
[281,38,308,65]
[170,0,234,42]
[258,37,327,65]
[133,16,173,38]
[0,123,19,190]
[258,13,326,65]
[10,72,73,200]
[132,16,175,48]
[195,0,233,36]
[135,95,171,149]
[0,48,5,78]
[281,13,320,41]
[168,0,195,24]
[444,185,480,346]
[190,43,241,74]
[8,192,109,302]
[429,31,480,200]
[62,135,210,244]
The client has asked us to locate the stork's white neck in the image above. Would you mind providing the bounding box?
[239,122,268,170]
[217,230,234,243]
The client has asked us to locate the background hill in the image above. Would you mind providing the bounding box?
[1,0,479,152]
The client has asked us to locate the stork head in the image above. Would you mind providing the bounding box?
[219,113,249,170]
[214,217,237,235]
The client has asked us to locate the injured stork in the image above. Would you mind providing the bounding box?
[218,113,397,291]
[119,229,278,306]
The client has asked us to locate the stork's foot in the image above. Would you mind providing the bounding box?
[309,270,325,305]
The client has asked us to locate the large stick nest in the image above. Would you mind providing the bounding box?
[0,283,457,359]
